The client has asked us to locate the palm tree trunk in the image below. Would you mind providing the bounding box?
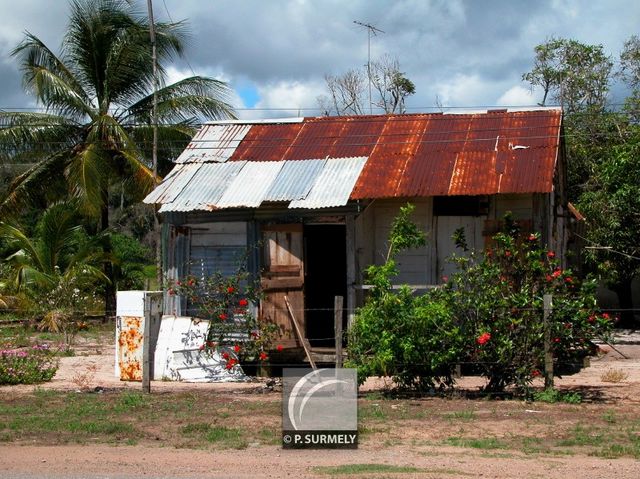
[101,196,116,319]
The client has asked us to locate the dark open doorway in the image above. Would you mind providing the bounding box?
[304,224,347,348]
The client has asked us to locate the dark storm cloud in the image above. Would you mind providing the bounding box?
[0,0,638,115]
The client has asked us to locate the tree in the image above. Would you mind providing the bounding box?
[577,129,640,327]
[318,55,415,115]
[523,38,615,202]
[619,35,640,121]
[0,202,108,304]
[0,0,235,314]
[522,37,613,113]
[370,55,415,114]
[523,37,640,324]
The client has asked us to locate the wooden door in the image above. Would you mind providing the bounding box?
[260,224,304,347]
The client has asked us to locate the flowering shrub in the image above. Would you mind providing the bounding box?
[348,206,613,394]
[169,269,279,370]
[0,344,58,385]
[434,214,613,393]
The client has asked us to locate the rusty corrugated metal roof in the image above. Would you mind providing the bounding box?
[147,108,562,210]
[229,108,562,198]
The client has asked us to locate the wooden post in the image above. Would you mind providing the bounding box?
[543,294,554,389]
[334,296,344,368]
[142,293,152,394]
[345,215,356,330]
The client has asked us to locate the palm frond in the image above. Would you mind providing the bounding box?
[0,150,70,218]
[127,121,197,167]
[12,32,92,117]
[0,111,82,158]
[65,143,112,217]
[0,223,46,273]
[34,202,83,273]
[124,76,236,124]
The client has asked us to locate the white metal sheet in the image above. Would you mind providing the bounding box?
[215,161,285,208]
[289,156,367,209]
[263,159,326,201]
[159,161,246,212]
[174,124,251,163]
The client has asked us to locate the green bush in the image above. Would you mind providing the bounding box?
[347,204,464,390]
[0,344,58,384]
[347,206,613,394]
[437,215,613,393]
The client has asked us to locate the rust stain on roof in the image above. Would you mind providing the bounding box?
[220,109,561,198]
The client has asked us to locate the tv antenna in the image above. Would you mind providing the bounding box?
[354,20,384,114]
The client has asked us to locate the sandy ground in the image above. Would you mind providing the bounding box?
[1,333,640,478]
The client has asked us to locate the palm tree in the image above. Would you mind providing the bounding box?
[0,0,235,314]
[0,201,108,302]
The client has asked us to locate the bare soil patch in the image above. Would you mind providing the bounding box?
[1,329,640,478]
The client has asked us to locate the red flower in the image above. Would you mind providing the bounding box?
[528,234,537,241]
[476,332,491,345]
[222,352,230,360]
[227,286,235,294]
[218,313,228,321]
[545,275,553,282]
[276,345,284,352]
[259,351,268,361]
[206,341,216,348]
[554,337,561,343]
[602,313,611,320]
[531,369,541,377]
[225,358,237,370]
[565,276,573,284]
[441,276,448,283]
[250,331,259,338]
[187,279,195,286]
[238,298,249,307]
[551,269,562,279]
[234,344,241,353]
[198,344,205,351]
[176,280,182,286]
[547,251,556,258]
[168,288,175,296]
[505,250,512,257]
[588,315,596,323]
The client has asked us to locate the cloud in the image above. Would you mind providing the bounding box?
[252,80,326,119]
[496,85,540,107]
[1,0,640,116]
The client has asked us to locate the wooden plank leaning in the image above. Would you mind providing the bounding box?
[284,295,317,370]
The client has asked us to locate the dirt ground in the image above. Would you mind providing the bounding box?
[1,332,640,478]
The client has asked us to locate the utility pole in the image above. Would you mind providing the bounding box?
[354,20,384,114]
[147,0,161,290]
[145,0,159,395]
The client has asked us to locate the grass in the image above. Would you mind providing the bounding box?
[600,368,629,383]
[0,389,639,459]
[445,410,476,421]
[533,388,582,404]
[312,464,424,475]
[445,436,508,450]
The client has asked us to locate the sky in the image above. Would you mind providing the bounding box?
[0,0,638,120]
